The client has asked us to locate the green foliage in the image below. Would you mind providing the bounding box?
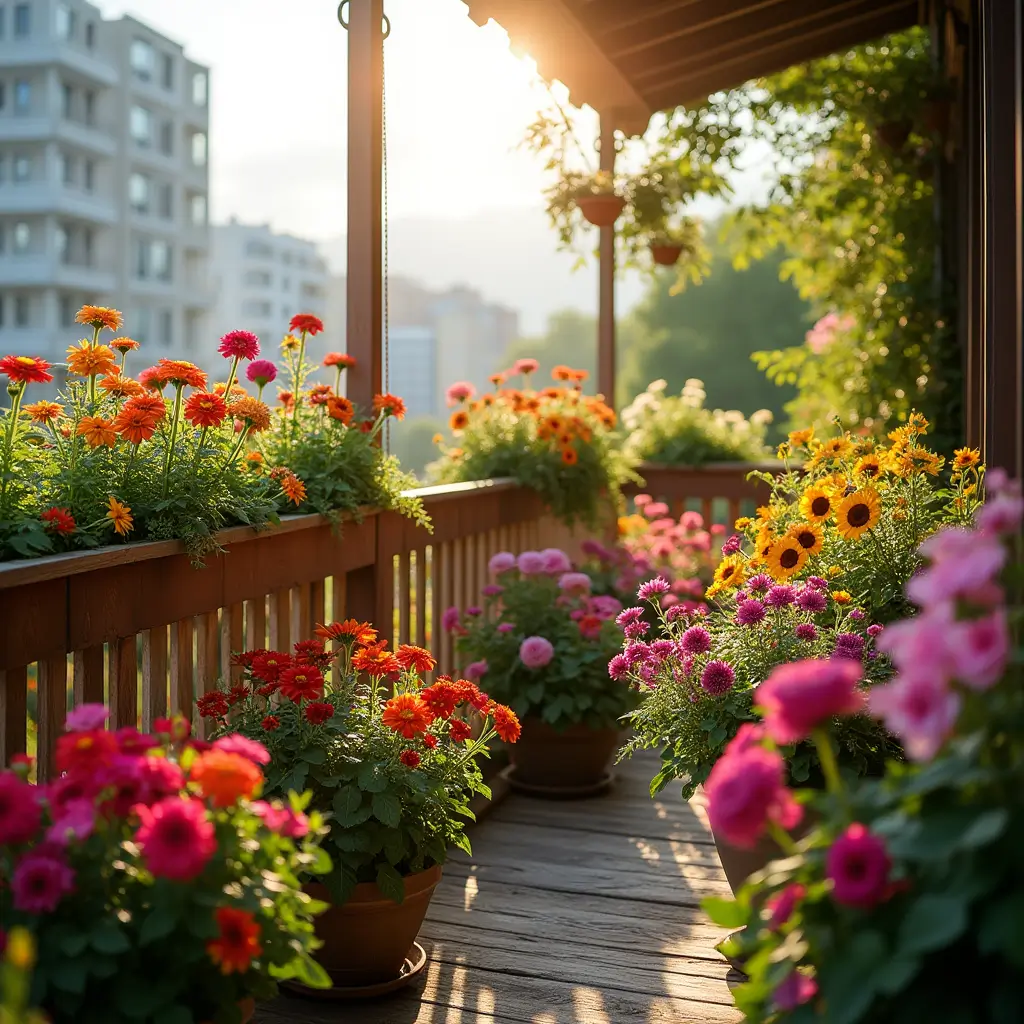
[456,560,637,730]
[622,378,772,466]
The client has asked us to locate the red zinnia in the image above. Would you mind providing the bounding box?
[40,507,76,537]
[380,693,434,739]
[448,719,473,743]
[218,330,260,361]
[207,906,262,975]
[0,355,54,384]
[304,701,335,725]
[154,359,208,390]
[135,796,217,881]
[307,383,333,407]
[399,749,421,768]
[323,352,356,368]
[395,644,436,673]
[315,619,378,646]
[250,651,292,683]
[262,715,281,732]
[452,679,490,712]
[289,313,324,336]
[138,365,167,391]
[358,419,374,433]
[372,393,406,420]
[184,391,228,428]
[278,664,325,703]
[419,680,461,719]
[351,640,400,677]
[491,704,522,744]
[326,395,354,424]
[422,734,438,750]
[197,692,229,719]
[55,728,118,775]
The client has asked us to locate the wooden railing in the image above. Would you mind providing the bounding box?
[0,464,764,779]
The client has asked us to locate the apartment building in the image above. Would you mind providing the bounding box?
[209,219,329,375]
[0,0,211,387]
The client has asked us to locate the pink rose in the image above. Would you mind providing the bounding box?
[765,883,806,931]
[976,490,1023,536]
[908,528,1006,607]
[826,823,891,908]
[755,659,865,745]
[951,611,1009,690]
[65,703,110,732]
[774,971,818,1011]
[519,636,555,670]
[488,551,516,575]
[870,674,960,761]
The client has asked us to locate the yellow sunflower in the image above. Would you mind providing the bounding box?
[712,555,746,592]
[831,590,852,604]
[836,487,882,540]
[907,411,929,435]
[817,436,854,462]
[800,485,836,524]
[854,454,884,480]
[752,527,775,565]
[766,537,809,580]
[953,447,981,471]
[734,516,753,531]
[788,427,815,448]
[787,522,824,556]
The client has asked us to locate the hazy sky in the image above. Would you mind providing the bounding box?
[94,0,572,240]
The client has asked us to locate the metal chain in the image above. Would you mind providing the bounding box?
[382,15,390,454]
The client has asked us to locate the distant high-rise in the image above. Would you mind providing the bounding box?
[208,220,329,375]
[0,0,211,387]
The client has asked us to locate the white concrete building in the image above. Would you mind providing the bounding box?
[0,0,211,387]
[209,219,329,374]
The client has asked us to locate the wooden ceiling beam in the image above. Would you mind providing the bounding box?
[566,0,708,35]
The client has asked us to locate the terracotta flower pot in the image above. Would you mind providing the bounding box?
[510,717,620,789]
[650,243,684,266]
[305,865,442,987]
[200,997,254,1024]
[576,193,626,227]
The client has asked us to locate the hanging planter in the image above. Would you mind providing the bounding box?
[576,192,626,227]
[650,242,684,266]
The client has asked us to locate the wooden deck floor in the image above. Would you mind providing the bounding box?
[257,752,741,1024]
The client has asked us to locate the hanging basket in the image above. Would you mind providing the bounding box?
[650,243,684,266]
[576,193,626,227]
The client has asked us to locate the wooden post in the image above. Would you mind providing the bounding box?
[346,0,385,413]
[597,114,617,407]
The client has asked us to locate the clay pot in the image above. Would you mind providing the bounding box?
[201,997,255,1024]
[305,865,442,987]
[650,243,684,266]
[576,193,626,227]
[711,808,820,896]
[510,718,620,789]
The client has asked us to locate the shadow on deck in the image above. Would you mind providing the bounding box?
[257,752,741,1023]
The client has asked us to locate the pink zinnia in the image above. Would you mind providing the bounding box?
[513,358,539,375]
[875,609,953,681]
[705,743,802,849]
[464,659,489,681]
[497,622,515,633]
[65,703,109,732]
[950,611,1009,690]
[12,852,75,913]
[908,527,1005,607]
[252,800,309,838]
[517,551,546,575]
[540,548,572,574]
[774,972,818,1011]
[245,359,277,386]
[976,491,1024,536]
[765,883,806,931]
[445,381,475,406]
[441,606,461,633]
[756,658,865,744]
[0,772,42,844]
[643,501,670,520]
[559,572,592,595]
[826,823,891,908]
[134,796,217,881]
[519,636,555,669]
[213,734,271,765]
[218,330,260,361]
[47,799,95,846]
[488,551,516,575]
[870,674,960,761]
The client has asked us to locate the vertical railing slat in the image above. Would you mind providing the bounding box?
[414,547,427,650]
[72,645,105,707]
[109,638,138,731]
[222,603,244,684]
[398,550,411,647]
[310,579,326,634]
[245,596,267,651]
[291,584,311,644]
[0,667,28,766]
[269,588,291,651]
[170,618,195,722]
[37,656,69,781]
[141,627,168,731]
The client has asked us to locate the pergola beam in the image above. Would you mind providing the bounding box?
[597,116,616,407]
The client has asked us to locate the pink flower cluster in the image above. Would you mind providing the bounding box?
[870,473,1019,760]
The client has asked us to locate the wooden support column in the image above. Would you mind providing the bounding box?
[346,0,384,413]
[597,115,617,407]
[980,0,1024,477]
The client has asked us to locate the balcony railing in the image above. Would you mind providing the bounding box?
[0,464,768,779]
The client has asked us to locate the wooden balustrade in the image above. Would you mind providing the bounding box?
[0,463,764,780]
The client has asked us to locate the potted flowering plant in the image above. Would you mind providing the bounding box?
[201,623,520,989]
[702,472,1023,1021]
[452,548,636,795]
[431,360,637,530]
[0,706,331,1024]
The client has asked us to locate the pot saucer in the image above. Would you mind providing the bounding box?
[500,765,615,800]
[282,942,428,1001]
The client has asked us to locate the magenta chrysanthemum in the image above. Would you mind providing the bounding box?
[245,359,277,385]
[638,576,671,602]
[700,659,735,695]
[736,599,766,626]
[134,796,216,881]
[795,623,818,641]
[12,852,75,913]
[795,587,827,613]
[747,573,773,593]
[765,585,796,607]
[679,625,712,655]
[218,330,260,361]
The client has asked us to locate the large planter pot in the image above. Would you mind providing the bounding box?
[201,997,254,1024]
[509,717,620,791]
[576,193,626,227]
[650,243,684,266]
[710,809,820,896]
[306,865,442,987]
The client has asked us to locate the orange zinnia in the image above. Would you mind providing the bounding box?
[24,400,63,424]
[154,359,207,390]
[184,391,228,429]
[381,693,434,738]
[395,644,436,673]
[113,406,160,445]
[228,397,271,433]
[75,305,123,332]
[280,473,307,505]
[99,374,145,399]
[66,340,118,378]
[76,415,117,448]
[105,496,133,536]
[206,906,262,975]
[315,619,378,646]
[491,704,521,744]
[326,395,354,424]
[351,640,400,677]
[372,393,406,420]
[449,410,469,431]
[110,337,140,354]
[190,748,263,808]
[561,446,579,466]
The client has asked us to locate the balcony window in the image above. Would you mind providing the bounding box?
[84,160,94,192]
[56,3,74,39]
[242,299,271,318]
[15,295,30,327]
[190,131,207,167]
[84,91,95,126]
[62,83,73,119]
[151,240,171,281]
[189,193,207,226]
[191,71,208,107]
[158,182,172,220]
[55,225,68,262]
[13,155,30,182]
[0,83,5,110]
[85,21,94,47]
[60,296,75,328]
[130,105,152,147]
[244,269,271,287]
[59,152,75,185]
[14,81,31,115]
[131,38,155,81]
[158,309,172,346]
[161,53,174,91]
[13,222,30,253]
[129,172,150,214]
[13,3,30,38]
[159,120,173,156]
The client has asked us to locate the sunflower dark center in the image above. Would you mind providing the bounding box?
[780,548,800,569]
[847,503,871,527]
[862,464,878,477]
[811,497,831,517]
[721,565,735,579]
[796,531,816,549]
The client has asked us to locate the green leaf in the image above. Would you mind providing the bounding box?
[371,790,402,828]
[376,863,405,904]
[898,894,968,957]
[90,921,131,955]
[299,746,327,765]
[154,1007,194,1024]
[333,785,363,817]
[701,896,747,929]
[980,892,1024,967]
[958,808,1008,849]
[50,959,89,994]
[358,762,390,793]
[873,955,920,995]
[59,933,90,957]
[139,907,177,946]
[818,930,886,1024]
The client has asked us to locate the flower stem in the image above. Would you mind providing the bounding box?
[768,820,798,856]
[192,426,209,468]
[161,385,184,497]
[122,443,138,488]
[333,367,341,394]
[218,424,251,475]
[0,383,26,509]
[223,355,240,397]
[812,727,843,797]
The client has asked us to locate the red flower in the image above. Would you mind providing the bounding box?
[262,715,281,732]
[197,692,229,719]
[323,352,356,368]
[231,648,265,669]
[184,391,228,428]
[40,507,76,537]
[226,685,250,706]
[419,680,461,719]
[352,641,400,677]
[206,906,262,975]
[358,419,374,433]
[399,749,421,768]
[491,704,521,744]
[422,734,438,750]
[395,644,436,673]
[381,693,434,739]
[452,679,490,712]
[55,729,118,775]
[256,683,278,697]
[251,651,292,683]
[134,796,216,881]
[0,355,54,385]
[218,330,260,361]
[326,395,354,424]
[304,701,335,725]
[289,313,324,336]
[448,719,473,743]
[372,393,406,420]
[278,664,325,703]
[307,383,333,407]
[315,619,377,646]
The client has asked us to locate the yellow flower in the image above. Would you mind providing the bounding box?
[800,485,835,524]
[712,556,746,591]
[854,454,884,480]
[734,516,753,530]
[836,487,882,540]
[280,334,301,351]
[766,537,808,580]
[776,442,791,460]
[618,514,645,536]
[752,527,775,566]
[831,590,852,604]
[24,400,63,424]
[828,565,844,577]
[788,427,815,448]
[963,483,977,497]
[106,496,134,536]
[787,522,824,556]
[817,436,854,462]
[894,449,943,478]
[907,411,929,435]
[953,447,981,470]
[432,433,444,445]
